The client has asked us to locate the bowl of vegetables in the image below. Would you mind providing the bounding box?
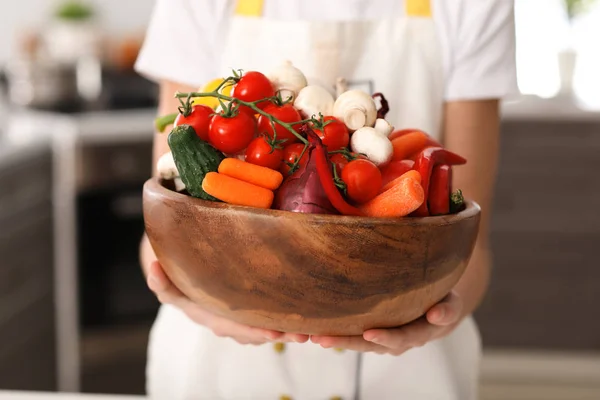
[143,62,481,335]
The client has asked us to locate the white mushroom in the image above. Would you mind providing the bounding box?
[333,90,377,131]
[350,127,393,167]
[293,85,335,119]
[173,177,186,192]
[157,151,186,192]
[374,118,394,137]
[268,60,308,101]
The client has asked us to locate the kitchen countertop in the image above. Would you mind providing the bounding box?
[501,94,600,122]
[0,135,50,169]
[0,393,144,400]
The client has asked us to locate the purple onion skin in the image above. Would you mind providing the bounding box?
[273,145,339,215]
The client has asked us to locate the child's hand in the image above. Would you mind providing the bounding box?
[147,261,310,345]
[310,291,463,355]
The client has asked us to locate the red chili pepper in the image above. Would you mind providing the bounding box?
[412,147,466,217]
[429,165,451,216]
[304,127,364,216]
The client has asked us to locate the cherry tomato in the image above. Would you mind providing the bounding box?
[341,159,382,204]
[245,136,283,170]
[232,71,275,110]
[230,99,258,120]
[330,153,349,176]
[208,111,256,154]
[257,103,302,144]
[330,152,367,175]
[380,160,415,189]
[313,117,349,151]
[174,104,213,141]
[280,143,309,176]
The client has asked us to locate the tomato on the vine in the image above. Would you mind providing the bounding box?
[208,111,256,154]
[245,136,284,170]
[341,159,382,204]
[232,71,275,111]
[280,143,309,176]
[330,153,349,176]
[174,104,213,141]
[230,99,258,120]
[257,103,302,144]
[330,152,367,175]
[313,116,349,151]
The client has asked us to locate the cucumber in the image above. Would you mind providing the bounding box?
[167,124,225,200]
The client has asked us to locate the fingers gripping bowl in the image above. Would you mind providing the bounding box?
[143,178,480,336]
[146,62,481,335]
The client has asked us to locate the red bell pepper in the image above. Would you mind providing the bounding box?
[411,147,466,217]
[304,126,364,216]
[429,165,451,216]
[380,160,415,189]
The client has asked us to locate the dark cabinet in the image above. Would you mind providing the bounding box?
[0,146,56,390]
[475,120,600,351]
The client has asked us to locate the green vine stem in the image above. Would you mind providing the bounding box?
[328,148,366,161]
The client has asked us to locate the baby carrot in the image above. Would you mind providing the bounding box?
[202,172,274,209]
[218,158,284,190]
[360,174,425,218]
[391,130,432,161]
[380,169,421,193]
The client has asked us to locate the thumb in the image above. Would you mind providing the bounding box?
[426,291,462,326]
[147,261,186,304]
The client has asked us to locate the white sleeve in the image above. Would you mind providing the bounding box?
[444,0,519,101]
[134,0,232,88]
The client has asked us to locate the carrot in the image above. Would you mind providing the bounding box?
[218,158,283,190]
[380,169,421,193]
[202,172,274,209]
[360,173,425,218]
[391,131,432,161]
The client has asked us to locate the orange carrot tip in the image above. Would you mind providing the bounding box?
[202,172,274,209]
[360,176,424,218]
[380,170,422,192]
[218,158,284,190]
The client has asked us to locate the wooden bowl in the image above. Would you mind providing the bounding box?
[143,178,481,335]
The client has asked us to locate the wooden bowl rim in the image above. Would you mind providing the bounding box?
[144,177,480,227]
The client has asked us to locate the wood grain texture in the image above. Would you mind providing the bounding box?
[143,178,480,335]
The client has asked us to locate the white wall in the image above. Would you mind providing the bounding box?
[0,0,156,64]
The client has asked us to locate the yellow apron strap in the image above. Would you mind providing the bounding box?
[406,0,432,17]
[235,0,265,17]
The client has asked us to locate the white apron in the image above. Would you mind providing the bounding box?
[146,1,482,399]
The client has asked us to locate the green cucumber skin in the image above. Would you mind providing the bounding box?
[167,125,225,200]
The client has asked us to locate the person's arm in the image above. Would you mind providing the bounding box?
[444,99,499,315]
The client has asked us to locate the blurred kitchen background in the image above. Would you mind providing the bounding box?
[0,0,599,399]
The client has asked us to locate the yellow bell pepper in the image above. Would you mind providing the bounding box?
[192,78,233,109]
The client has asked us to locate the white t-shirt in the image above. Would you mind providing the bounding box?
[135,0,518,102]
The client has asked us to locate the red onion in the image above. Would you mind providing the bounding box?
[273,144,338,215]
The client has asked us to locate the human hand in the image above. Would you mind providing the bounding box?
[310,291,463,355]
[147,260,310,345]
